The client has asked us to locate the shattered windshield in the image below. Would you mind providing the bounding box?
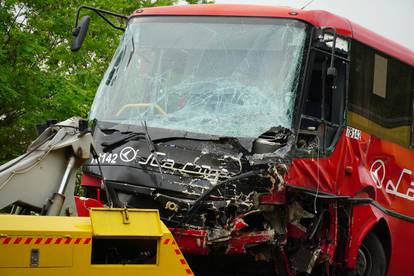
[89,16,307,138]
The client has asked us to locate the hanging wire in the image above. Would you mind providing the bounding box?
[313,135,321,214]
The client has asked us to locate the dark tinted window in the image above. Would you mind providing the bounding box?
[348,41,413,146]
[91,238,157,264]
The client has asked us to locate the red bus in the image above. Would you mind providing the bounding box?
[75,4,414,275]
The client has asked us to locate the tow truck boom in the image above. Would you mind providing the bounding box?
[0,117,93,216]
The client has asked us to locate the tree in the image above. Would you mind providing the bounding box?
[0,0,212,163]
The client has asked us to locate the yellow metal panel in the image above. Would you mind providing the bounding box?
[38,244,74,267]
[0,243,32,268]
[0,237,74,268]
[0,214,91,236]
[90,208,163,237]
[0,209,192,275]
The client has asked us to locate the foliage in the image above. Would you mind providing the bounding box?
[0,0,211,163]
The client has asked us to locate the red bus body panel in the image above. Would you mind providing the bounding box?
[74,196,103,217]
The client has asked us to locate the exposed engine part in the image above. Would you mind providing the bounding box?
[288,201,315,232]
[291,245,322,273]
[247,127,295,166]
[296,131,321,153]
[261,205,286,238]
[178,169,263,228]
[253,126,293,154]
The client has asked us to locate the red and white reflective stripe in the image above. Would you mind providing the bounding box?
[0,237,92,245]
[13,237,22,244]
[55,238,63,244]
[2,237,11,245]
[161,237,194,276]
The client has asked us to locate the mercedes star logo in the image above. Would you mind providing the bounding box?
[119,146,138,163]
[370,159,386,189]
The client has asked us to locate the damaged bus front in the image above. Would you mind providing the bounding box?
[75,5,362,275]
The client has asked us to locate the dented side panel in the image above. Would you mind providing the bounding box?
[286,128,414,274]
[287,128,414,219]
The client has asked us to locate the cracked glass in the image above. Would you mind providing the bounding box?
[90,16,307,138]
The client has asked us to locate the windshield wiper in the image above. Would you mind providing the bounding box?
[105,35,134,85]
[126,36,134,68]
[105,47,125,85]
[141,120,164,187]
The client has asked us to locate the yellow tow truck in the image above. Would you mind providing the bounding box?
[0,209,192,275]
[0,118,192,276]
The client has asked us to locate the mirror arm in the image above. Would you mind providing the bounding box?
[95,10,126,32]
[320,26,338,78]
[72,5,128,35]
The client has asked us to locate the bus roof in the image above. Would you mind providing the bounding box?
[132,4,414,67]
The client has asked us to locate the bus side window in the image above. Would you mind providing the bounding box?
[299,51,346,151]
[348,41,413,147]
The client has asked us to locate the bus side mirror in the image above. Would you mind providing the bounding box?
[70,6,127,52]
[71,16,90,52]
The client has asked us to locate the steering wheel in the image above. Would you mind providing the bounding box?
[116,103,167,117]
